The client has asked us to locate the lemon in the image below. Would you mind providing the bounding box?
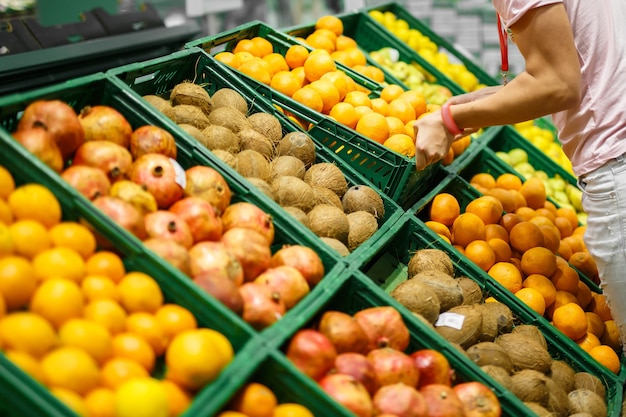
[115,377,169,417]
[0,223,13,256]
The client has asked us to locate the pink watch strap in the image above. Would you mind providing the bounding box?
[441,102,463,136]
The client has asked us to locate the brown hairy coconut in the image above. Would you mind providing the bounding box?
[567,389,607,417]
[312,186,343,210]
[342,185,385,218]
[247,112,283,144]
[238,128,275,160]
[523,402,553,417]
[282,206,309,228]
[545,378,569,417]
[407,248,454,277]
[235,149,271,182]
[511,324,548,350]
[390,279,441,324]
[178,123,207,144]
[573,372,606,398]
[277,131,316,167]
[320,237,350,256]
[477,302,514,342]
[481,365,513,390]
[170,82,213,115]
[172,104,210,130]
[466,342,514,374]
[511,369,551,407]
[548,360,576,394]
[200,125,240,154]
[346,211,378,251]
[411,270,464,312]
[457,276,483,305]
[304,163,348,198]
[434,304,483,349]
[211,87,248,114]
[143,95,175,120]
[494,333,552,373]
[208,106,251,133]
[269,155,306,182]
[271,176,316,213]
[307,204,349,244]
[211,149,237,169]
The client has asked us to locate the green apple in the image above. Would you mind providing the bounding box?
[552,190,571,207]
[533,170,549,181]
[566,184,583,212]
[495,151,511,165]
[547,177,566,192]
[514,162,535,179]
[576,212,588,225]
[507,148,529,166]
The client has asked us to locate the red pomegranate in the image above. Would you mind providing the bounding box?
[318,373,373,417]
[353,306,410,352]
[17,99,84,161]
[168,197,223,243]
[143,237,191,277]
[61,165,111,200]
[270,245,325,287]
[372,383,428,417]
[144,210,193,249]
[184,165,231,215]
[12,127,64,173]
[238,282,285,329]
[90,196,147,245]
[194,272,243,314]
[128,153,184,209]
[253,265,310,310]
[453,382,502,417]
[286,329,337,381]
[78,105,132,148]
[221,202,275,243]
[419,384,465,417]
[317,310,369,354]
[187,241,243,286]
[221,227,271,282]
[129,125,177,160]
[72,140,133,183]
[411,349,453,388]
[333,352,378,395]
[367,347,419,388]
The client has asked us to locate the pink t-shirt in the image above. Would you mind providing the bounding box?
[493,0,626,176]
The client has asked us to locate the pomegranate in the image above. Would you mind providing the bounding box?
[129,125,177,160]
[317,310,369,354]
[194,272,243,314]
[17,99,84,160]
[144,210,193,249]
[168,197,223,242]
[128,153,184,209]
[78,105,132,148]
[353,306,410,352]
[270,245,325,287]
[452,382,502,417]
[367,348,419,388]
[410,349,453,388]
[318,373,373,417]
[373,383,428,417]
[221,202,275,243]
[12,127,64,173]
[61,165,111,200]
[238,282,285,329]
[254,265,309,310]
[72,140,132,183]
[221,227,271,282]
[419,384,465,417]
[286,329,337,381]
[90,196,147,245]
[184,165,231,215]
[333,352,378,395]
[143,238,191,276]
[187,241,244,285]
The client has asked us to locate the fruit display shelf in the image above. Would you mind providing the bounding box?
[105,47,405,268]
[183,21,440,209]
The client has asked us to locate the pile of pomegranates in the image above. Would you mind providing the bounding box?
[10,99,326,331]
[285,306,502,417]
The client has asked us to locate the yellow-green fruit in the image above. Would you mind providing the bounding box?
[115,377,169,417]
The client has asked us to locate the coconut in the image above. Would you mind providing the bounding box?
[411,270,464,312]
[143,95,176,120]
[173,104,210,130]
[178,123,207,144]
[245,177,275,201]
[573,372,606,398]
[307,204,349,244]
[568,414,595,417]
[282,206,309,228]
[248,112,283,144]
[465,341,514,374]
[567,389,607,417]
[212,149,237,169]
[390,278,441,324]
[457,276,483,305]
[477,301,514,342]
[545,378,570,417]
[481,365,513,389]
[321,237,350,257]
[211,87,248,114]
[523,402,554,417]
[407,248,454,277]
[548,360,576,394]
[271,176,316,213]
[208,106,251,133]
[435,304,483,349]
[277,131,316,167]
[494,333,552,373]
[238,128,275,160]
[270,155,306,182]
[312,186,343,210]
[511,324,548,350]
[235,149,271,182]
[346,211,378,252]
[411,312,437,331]
[199,125,241,154]
[342,185,385,218]
[304,163,348,198]
[170,82,213,115]
[511,369,551,406]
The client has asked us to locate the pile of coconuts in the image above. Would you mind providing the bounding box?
[142,82,386,256]
[389,248,609,417]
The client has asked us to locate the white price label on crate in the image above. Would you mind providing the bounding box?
[435,312,465,330]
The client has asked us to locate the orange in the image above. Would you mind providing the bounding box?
[84,387,116,417]
[370,98,389,116]
[545,290,579,320]
[270,71,301,97]
[470,173,496,190]
[600,320,622,351]
[0,199,13,225]
[0,312,57,358]
[575,332,601,353]
[100,357,150,389]
[230,382,278,417]
[0,166,15,199]
[305,33,335,53]
[162,379,192,417]
[576,280,593,309]
[233,39,255,55]
[117,271,164,314]
[0,255,37,310]
[573,225,586,237]
[585,312,605,338]
[273,403,315,417]
[344,47,366,66]
[329,102,358,129]
[59,318,113,365]
[335,35,357,51]
[353,105,373,120]
[488,262,523,293]
[549,263,580,294]
[238,59,272,85]
[330,50,352,66]
[50,387,89,416]
[48,222,97,259]
[569,251,598,283]
[356,65,384,82]
[488,238,512,263]
[84,298,128,335]
[320,71,349,100]
[263,53,289,76]
[292,87,324,113]
[515,206,536,222]
[538,224,561,254]
[424,221,452,241]
[8,183,62,228]
[81,274,121,302]
[343,90,372,108]
[404,120,417,139]
[543,200,558,215]
[451,212,486,247]
[30,277,85,329]
[429,193,461,227]
[495,173,523,191]
[41,346,101,395]
[111,332,156,372]
[515,287,546,316]
[32,246,86,283]
[557,240,573,260]
[214,52,241,68]
[523,273,557,307]
[552,302,588,340]
[250,37,274,57]
[450,136,471,157]
[315,15,344,36]
[588,345,621,374]
[126,312,168,356]
[464,240,496,271]
[562,235,586,254]
[554,216,574,239]
[485,188,518,213]
[308,79,341,114]
[303,51,336,82]
[556,207,579,230]
[155,304,198,341]
[589,293,613,321]
[535,208,556,224]
[383,134,416,158]
[285,45,309,69]
[4,350,46,383]
[398,90,428,117]
[380,84,405,103]
[385,116,405,135]
[465,196,503,225]
[520,246,557,277]
[7,219,51,259]
[355,112,390,144]
[387,99,416,125]
[519,177,547,210]
[291,67,307,88]
[485,224,509,243]
[85,251,126,283]
[234,51,255,66]
[217,413,248,417]
[508,221,545,253]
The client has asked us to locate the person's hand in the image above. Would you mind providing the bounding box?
[413,110,456,171]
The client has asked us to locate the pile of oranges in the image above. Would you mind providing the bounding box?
[423,171,622,374]
[215,15,472,162]
[217,382,315,417]
[0,165,234,417]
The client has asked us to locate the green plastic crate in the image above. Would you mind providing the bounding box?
[105,47,405,270]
